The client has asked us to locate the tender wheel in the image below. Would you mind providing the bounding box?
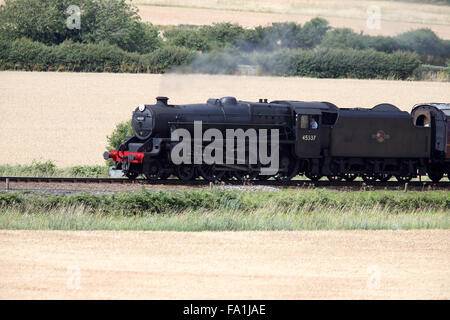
[232,170,259,182]
[144,159,161,180]
[326,175,342,182]
[342,173,357,182]
[305,172,322,182]
[256,174,270,181]
[361,174,377,183]
[427,165,444,183]
[176,165,196,181]
[275,156,300,181]
[378,173,392,182]
[198,165,225,182]
[395,175,412,182]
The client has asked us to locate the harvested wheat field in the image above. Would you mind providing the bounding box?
[0,230,448,299]
[136,0,450,39]
[1,71,450,167]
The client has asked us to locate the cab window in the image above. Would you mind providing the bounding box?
[300,115,309,129]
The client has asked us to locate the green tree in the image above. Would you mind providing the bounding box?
[301,17,330,48]
[0,0,160,53]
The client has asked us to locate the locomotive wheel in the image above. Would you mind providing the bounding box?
[378,173,393,182]
[342,173,357,182]
[275,157,300,181]
[198,165,225,182]
[176,165,196,181]
[159,170,171,180]
[395,175,412,182]
[427,165,444,183]
[144,159,161,180]
[361,174,377,183]
[326,175,342,182]
[305,172,322,182]
[257,174,270,181]
[232,170,259,182]
[125,172,139,180]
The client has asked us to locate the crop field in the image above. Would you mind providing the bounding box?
[135,0,450,39]
[1,71,450,167]
[0,229,448,299]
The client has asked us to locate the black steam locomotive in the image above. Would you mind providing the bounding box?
[104,96,450,182]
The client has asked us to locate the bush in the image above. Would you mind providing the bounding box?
[395,28,447,57]
[0,160,57,177]
[0,189,448,216]
[106,120,133,151]
[256,48,420,79]
[321,27,449,65]
[54,40,141,72]
[70,165,108,177]
[164,28,210,51]
[235,19,329,51]
[0,37,195,73]
[7,38,56,69]
[144,45,195,73]
[200,23,246,48]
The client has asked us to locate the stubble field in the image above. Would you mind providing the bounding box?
[0,230,448,299]
[1,71,450,167]
[136,0,450,39]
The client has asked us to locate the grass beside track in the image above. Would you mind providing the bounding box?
[1,189,448,230]
[0,161,109,178]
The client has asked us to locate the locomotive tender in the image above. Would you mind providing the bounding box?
[104,96,450,182]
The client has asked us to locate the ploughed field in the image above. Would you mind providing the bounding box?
[0,230,448,299]
[135,0,450,39]
[1,71,450,167]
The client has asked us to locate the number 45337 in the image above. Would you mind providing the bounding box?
[302,135,317,141]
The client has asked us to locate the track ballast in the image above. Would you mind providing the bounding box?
[1,176,449,190]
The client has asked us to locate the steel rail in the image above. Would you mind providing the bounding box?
[1,176,449,189]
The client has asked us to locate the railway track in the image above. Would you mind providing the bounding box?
[1,176,449,190]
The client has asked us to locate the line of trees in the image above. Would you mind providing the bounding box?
[0,0,449,79]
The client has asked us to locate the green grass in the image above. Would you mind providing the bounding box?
[0,161,109,178]
[1,189,448,230]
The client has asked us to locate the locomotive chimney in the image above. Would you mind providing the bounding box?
[156,96,169,105]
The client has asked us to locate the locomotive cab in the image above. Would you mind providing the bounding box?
[412,103,450,160]
[412,103,450,181]
[271,101,338,159]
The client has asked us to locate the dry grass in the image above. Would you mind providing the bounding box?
[1,71,449,167]
[136,0,450,38]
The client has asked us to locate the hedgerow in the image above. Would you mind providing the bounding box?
[1,190,448,216]
[0,0,448,79]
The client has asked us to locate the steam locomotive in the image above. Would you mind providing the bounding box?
[104,96,450,182]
